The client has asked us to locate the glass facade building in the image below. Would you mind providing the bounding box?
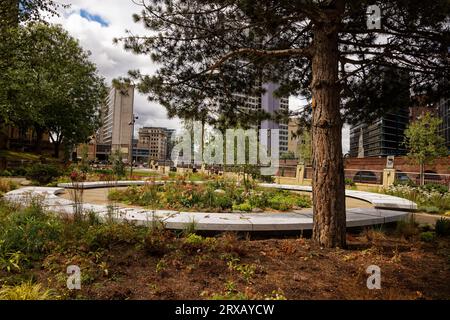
[349,109,410,157]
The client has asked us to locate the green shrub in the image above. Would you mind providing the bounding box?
[144,228,171,256]
[182,233,216,252]
[109,149,126,177]
[421,183,448,194]
[419,231,436,242]
[233,201,253,212]
[420,206,441,214]
[84,221,145,249]
[0,170,12,177]
[25,164,62,185]
[0,200,63,261]
[435,218,450,237]
[0,282,57,300]
[345,178,355,187]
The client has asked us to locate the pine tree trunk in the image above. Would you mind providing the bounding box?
[311,20,346,248]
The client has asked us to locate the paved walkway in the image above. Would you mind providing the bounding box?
[4,181,416,232]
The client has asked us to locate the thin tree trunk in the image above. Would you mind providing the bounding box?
[34,127,44,154]
[311,19,346,248]
[54,142,60,158]
[420,162,425,186]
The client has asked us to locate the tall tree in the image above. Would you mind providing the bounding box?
[2,23,106,157]
[404,112,448,185]
[0,0,64,150]
[118,0,450,247]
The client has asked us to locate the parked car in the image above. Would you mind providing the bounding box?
[353,171,378,183]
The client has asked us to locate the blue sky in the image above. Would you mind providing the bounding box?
[79,9,109,27]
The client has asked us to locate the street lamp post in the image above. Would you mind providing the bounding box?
[129,114,138,177]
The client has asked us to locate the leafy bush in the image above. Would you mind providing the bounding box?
[420,206,441,214]
[345,178,355,187]
[384,184,450,213]
[0,282,57,300]
[419,231,435,242]
[0,170,12,177]
[435,218,450,236]
[421,183,448,194]
[0,199,63,262]
[109,149,126,177]
[109,181,311,212]
[84,221,145,249]
[0,179,19,195]
[25,164,62,185]
[232,201,253,212]
[182,233,216,252]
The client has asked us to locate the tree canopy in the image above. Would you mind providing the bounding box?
[0,23,106,157]
[118,0,449,126]
[117,0,449,248]
[404,112,448,166]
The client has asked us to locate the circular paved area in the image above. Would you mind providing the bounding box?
[4,181,417,232]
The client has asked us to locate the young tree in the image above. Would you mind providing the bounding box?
[118,0,449,247]
[404,112,448,185]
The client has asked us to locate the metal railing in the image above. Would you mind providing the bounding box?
[395,172,450,186]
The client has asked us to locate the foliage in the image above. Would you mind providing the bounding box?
[297,130,312,165]
[0,179,19,195]
[344,178,355,187]
[78,144,91,173]
[419,231,436,242]
[0,197,63,268]
[404,113,448,166]
[435,218,450,237]
[109,149,126,177]
[0,23,106,157]
[109,181,311,212]
[0,282,57,300]
[182,234,217,252]
[280,151,295,160]
[25,163,62,185]
[384,184,450,213]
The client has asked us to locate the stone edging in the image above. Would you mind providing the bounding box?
[3,181,415,232]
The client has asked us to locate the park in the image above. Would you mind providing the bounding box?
[0,0,449,303]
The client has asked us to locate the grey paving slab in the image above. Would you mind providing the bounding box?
[5,183,414,232]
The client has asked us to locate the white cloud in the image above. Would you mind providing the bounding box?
[46,1,348,150]
[46,0,180,132]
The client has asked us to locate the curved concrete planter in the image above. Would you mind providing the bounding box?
[4,181,416,232]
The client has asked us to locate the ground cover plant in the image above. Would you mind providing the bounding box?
[107,179,312,212]
[383,183,450,214]
[0,198,449,300]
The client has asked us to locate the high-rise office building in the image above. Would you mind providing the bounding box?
[96,85,134,160]
[349,109,410,158]
[234,83,289,156]
[438,98,450,152]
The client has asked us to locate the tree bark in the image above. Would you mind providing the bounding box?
[311,19,346,248]
[53,142,60,158]
[34,126,44,154]
[420,162,425,186]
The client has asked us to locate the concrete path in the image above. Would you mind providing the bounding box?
[4,181,416,232]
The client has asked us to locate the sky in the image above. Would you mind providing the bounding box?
[45,0,350,153]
